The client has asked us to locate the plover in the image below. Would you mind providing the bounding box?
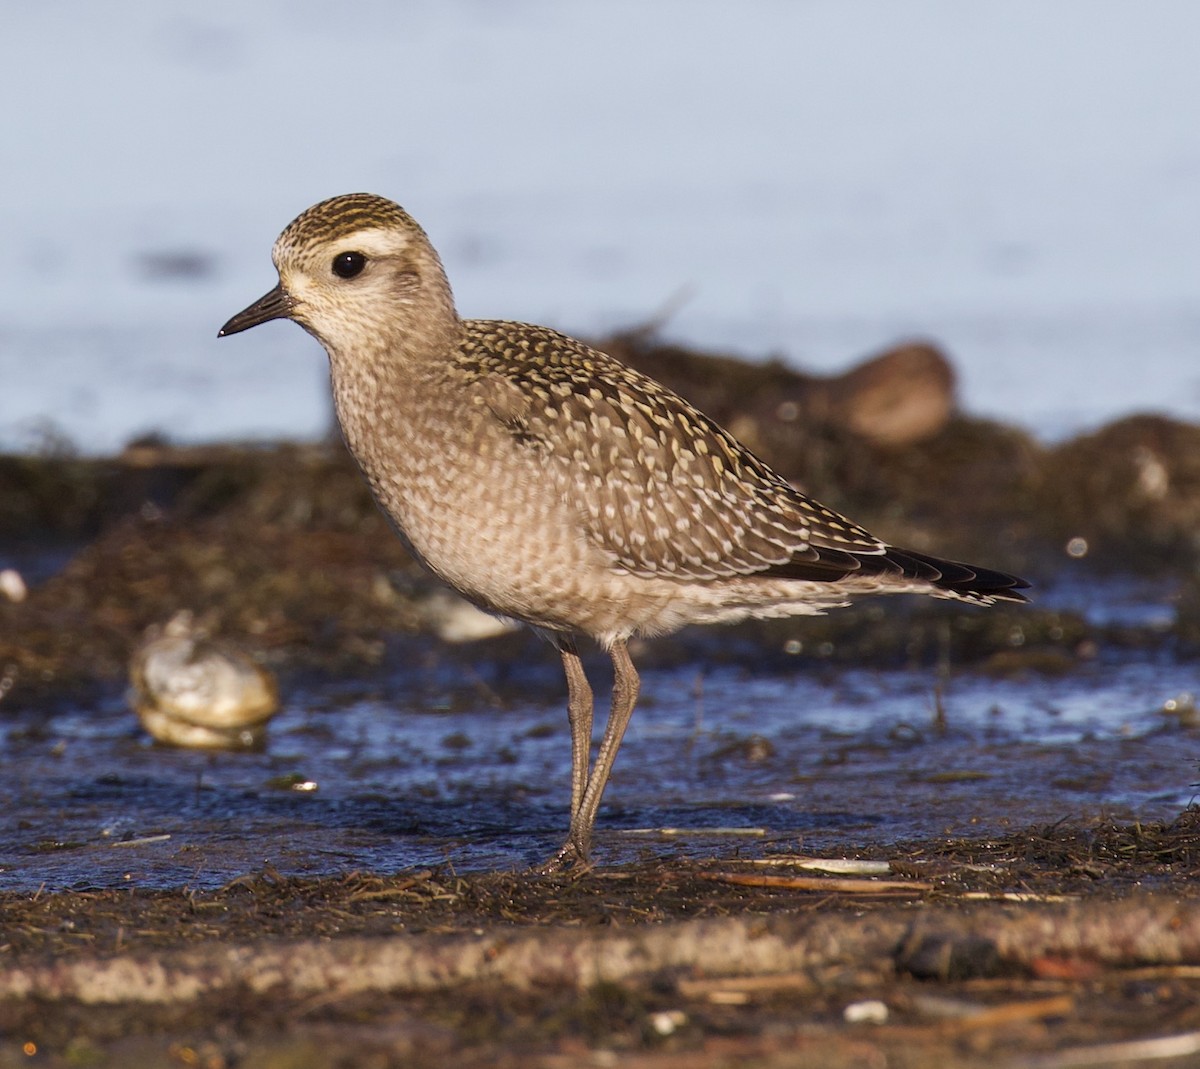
[220,193,1027,869]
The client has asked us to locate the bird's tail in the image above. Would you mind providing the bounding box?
[760,543,1029,604]
[879,546,1029,604]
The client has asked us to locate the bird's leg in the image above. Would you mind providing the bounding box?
[562,639,640,866]
[558,637,594,821]
[535,636,596,875]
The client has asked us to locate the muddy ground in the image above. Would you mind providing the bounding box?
[3,823,1200,1068]
[2,336,1200,1066]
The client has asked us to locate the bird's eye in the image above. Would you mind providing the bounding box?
[331,251,367,279]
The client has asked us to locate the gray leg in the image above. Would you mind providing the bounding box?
[558,637,594,821]
[558,639,640,868]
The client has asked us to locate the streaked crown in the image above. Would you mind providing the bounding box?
[273,193,427,263]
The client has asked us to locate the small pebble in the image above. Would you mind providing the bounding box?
[0,569,27,603]
[1163,692,1198,728]
[843,999,889,1024]
[649,1010,687,1036]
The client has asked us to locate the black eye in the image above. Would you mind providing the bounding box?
[331,251,366,279]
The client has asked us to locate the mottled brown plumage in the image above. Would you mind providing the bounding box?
[220,192,1027,869]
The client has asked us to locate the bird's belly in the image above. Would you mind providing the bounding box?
[344,422,855,643]
[375,473,848,641]
[353,440,626,635]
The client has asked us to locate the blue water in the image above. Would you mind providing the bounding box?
[1,647,1193,891]
[3,2,1200,452]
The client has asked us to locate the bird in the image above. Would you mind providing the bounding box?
[219,193,1028,870]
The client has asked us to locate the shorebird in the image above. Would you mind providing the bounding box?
[220,193,1027,870]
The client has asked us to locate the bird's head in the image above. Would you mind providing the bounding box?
[219,192,457,357]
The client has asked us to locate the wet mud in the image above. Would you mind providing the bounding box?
[3,337,1200,1065]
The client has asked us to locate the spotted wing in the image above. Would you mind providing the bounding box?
[460,322,888,582]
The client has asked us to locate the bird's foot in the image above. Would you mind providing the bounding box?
[534,836,593,876]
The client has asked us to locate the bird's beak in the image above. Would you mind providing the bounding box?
[218,283,296,337]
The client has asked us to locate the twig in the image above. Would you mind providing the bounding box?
[701,872,932,893]
[1020,1030,1200,1068]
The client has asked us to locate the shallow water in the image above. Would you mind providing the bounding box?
[2,649,1193,892]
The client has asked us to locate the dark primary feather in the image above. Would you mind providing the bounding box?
[761,545,1028,602]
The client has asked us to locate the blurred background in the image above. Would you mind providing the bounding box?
[2,0,1199,453]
